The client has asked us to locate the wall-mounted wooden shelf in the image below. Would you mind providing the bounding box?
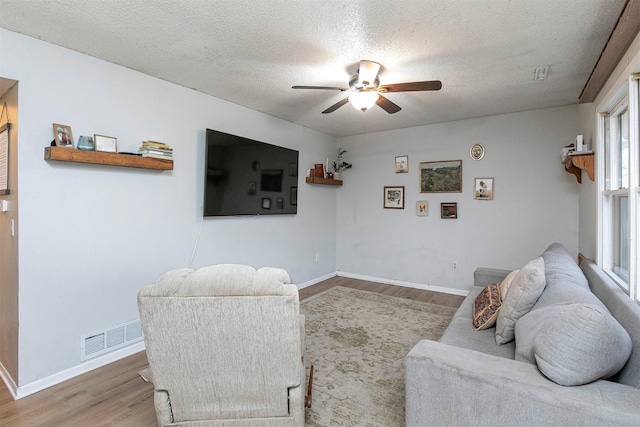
[563,152,594,183]
[305,176,343,186]
[44,146,173,170]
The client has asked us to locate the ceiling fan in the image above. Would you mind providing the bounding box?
[292,60,442,114]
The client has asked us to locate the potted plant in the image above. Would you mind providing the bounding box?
[332,147,352,180]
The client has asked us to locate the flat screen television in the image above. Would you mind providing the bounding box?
[204,129,299,217]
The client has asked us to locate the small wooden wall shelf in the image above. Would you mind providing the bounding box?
[44,146,173,170]
[305,176,343,186]
[563,152,594,183]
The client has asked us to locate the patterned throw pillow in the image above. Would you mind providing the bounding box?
[472,283,502,330]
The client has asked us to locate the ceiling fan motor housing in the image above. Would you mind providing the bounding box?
[349,74,380,91]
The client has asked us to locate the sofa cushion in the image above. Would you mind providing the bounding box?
[541,243,588,290]
[514,305,560,364]
[498,269,519,300]
[533,303,632,386]
[440,286,515,359]
[472,283,501,330]
[495,257,545,345]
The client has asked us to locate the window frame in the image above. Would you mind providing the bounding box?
[598,75,639,304]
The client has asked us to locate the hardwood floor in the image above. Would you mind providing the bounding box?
[0,277,464,426]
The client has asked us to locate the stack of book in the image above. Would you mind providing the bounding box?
[138,140,173,160]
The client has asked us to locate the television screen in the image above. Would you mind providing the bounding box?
[204,129,299,217]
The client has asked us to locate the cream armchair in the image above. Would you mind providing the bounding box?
[138,264,307,427]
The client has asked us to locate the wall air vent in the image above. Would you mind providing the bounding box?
[81,319,143,361]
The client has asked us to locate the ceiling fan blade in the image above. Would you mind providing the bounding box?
[292,85,347,91]
[322,97,350,114]
[358,60,381,87]
[376,95,401,114]
[378,80,442,92]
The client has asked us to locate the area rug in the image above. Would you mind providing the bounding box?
[301,286,456,427]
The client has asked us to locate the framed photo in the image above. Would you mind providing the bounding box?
[441,203,458,219]
[395,155,409,173]
[94,134,117,153]
[53,123,74,148]
[416,200,429,216]
[262,198,271,209]
[474,177,494,200]
[420,160,462,193]
[290,187,297,205]
[383,186,405,209]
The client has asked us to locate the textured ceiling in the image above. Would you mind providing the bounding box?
[0,0,628,137]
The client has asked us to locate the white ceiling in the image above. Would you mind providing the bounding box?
[0,0,627,137]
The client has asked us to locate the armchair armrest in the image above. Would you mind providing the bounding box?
[404,340,640,427]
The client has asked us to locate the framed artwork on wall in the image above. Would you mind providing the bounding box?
[383,186,405,209]
[441,202,458,219]
[419,160,462,193]
[473,177,494,200]
[470,143,485,160]
[416,200,429,216]
[395,155,409,173]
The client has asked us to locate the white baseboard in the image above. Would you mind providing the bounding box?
[297,271,337,289]
[336,271,470,296]
[11,341,146,400]
[0,359,18,400]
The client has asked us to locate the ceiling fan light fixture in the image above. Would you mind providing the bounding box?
[349,91,379,111]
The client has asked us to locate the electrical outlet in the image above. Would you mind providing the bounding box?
[452,261,458,270]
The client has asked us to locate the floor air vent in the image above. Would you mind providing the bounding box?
[81,319,143,361]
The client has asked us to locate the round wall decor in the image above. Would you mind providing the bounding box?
[470,143,485,160]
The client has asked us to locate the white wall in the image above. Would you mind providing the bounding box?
[0,29,338,387]
[336,106,581,292]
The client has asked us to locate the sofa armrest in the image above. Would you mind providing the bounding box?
[473,267,511,287]
[405,340,640,427]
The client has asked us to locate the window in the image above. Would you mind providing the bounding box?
[599,78,639,303]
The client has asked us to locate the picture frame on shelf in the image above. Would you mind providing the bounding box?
[94,134,117,153]
[383,186,405,209]
[420,160,462,193]
[53,123,74,148]
[395,155,409,173]
[416,200,429,216]
[441,202,458,219]
[473,177,494,200]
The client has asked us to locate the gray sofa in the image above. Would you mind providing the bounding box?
[405,243,640,426]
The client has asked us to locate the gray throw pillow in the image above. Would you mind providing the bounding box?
[534,303,632,386]
[495,257,545,345]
